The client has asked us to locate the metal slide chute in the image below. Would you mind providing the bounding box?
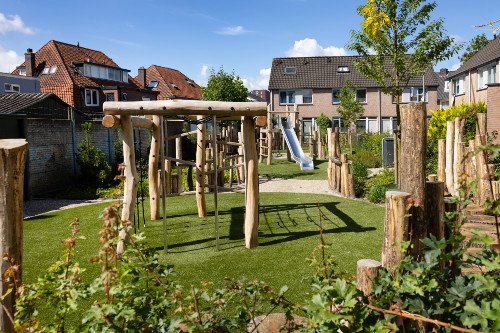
[277,115,314,170]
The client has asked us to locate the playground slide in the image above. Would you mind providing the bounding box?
[277,115,314,170]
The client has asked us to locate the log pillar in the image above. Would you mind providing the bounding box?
[327,128,333,189]
[243,116,259,248]
[259,130,264,164]
[393,131,398,186]
[437,139,446,188]
[118,115,138,255]
[453,118,464,195]
[0,139,28,333]
[382,191,411,269]
[148,116,161,220]
[400,102,427,258]
[357,259,382,297]
[176,137,183,192]
[445,121,455,195]
[426,181,445,240]
[196,116,207,217]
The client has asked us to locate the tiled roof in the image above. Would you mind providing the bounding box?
[436,74,449,101]
[11,40,143,111]
[449,35,500,78]
[0,93,68,114]
[268,56,439,90]
[139,65,201,100]
[248,93,266,102]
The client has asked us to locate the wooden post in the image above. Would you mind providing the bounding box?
[334,127,341,192]
[196,116,207,217]
[176,137,182,193]
[393,131,398,186]
[206,148,212,192]
[476,135,492,204]
[243,116,259,248]
[165,160,172,194]
[118,115,138,255]
[238,131,245,183]
[445,121,455,195]
[229,158,234,188]
[348,174,355,198]
[437,139,446,188]
[357,259,382,297]
[469,139,477,192]
[341,154,348,197]
[427,174,437,182]
[148,115,161,220]
[453,118,464,195]
[259,130,264,163]
[455,142,466,197]
[267,118,273,166]
[400,103,427,258]
[476,112,487,136]
[426,181,445,241]
[0,139,28,333]
[382,191,411,269]
[327,128,333,189]
[187,165,194,191]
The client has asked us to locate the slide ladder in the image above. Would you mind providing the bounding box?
[277,115,314,170]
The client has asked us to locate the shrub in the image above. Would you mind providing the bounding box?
[365,183,387,203]
[426,141,438,176]
[351,160,369,197]
[428,101,487,143]
[77,122,112,186]
[350,131,391,167]
[350,150,382,168]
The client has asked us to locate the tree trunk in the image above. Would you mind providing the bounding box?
[382,191,410,270]
[148,116,161,220]
[243,116,259,248]
[0,139,28,333]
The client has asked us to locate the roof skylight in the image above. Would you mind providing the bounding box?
[169,82,179,89]
[284,67,297,74]
[337,66,349,73]
[147,81,159,88]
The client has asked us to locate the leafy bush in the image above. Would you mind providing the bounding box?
[351,160,369,197]
[364,168,394,203]
[77,122,112,186]
[426,140,438,176]
[315,113,332,144]
[350,131,392,167]
[428,101,487,143]
[350,150,382,168]
[366,183,387,203]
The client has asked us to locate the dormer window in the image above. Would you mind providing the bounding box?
[338,66,349,73]
[83,63,129,82]
[147,81,159,88]
[169,82,179,89]
[284,67,297,74]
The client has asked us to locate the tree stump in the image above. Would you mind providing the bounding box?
[0,139,28,333]
[382,191,411,269]
[357,259,382,297]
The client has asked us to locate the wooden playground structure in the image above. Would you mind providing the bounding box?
[102,100,267,252]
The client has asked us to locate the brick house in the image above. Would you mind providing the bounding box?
[12,41,158,119]
[268,56,439,136]
[0,72,40,94]
[249,90,270,103]
[135,65,201,100]
[446,35,500,140]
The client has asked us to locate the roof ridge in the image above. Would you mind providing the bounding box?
[51,40,77,86]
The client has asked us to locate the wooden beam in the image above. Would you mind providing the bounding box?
[118,115,138,255]
[243,116,259,248]
[196,116,207,217]
[0,139,28,333]
[102,114,153,129]
[165,157,196,166]
[165,130,197,141]
[205,163,244,174]
[149,116,161,220]
[216,141,243,147]
[103,100,267,116]
[255,116,267,128]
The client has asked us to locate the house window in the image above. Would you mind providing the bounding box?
[337,66,349,73]
[122,93,128,101]
[356,117,378,133]
[42,67,50,75]
[142,97,151,101]
[444,81,449,92]
[169,82,178,89]
[279,90,312,105]
[284,67,297,74]
[393,87,428,103]
[452,76,465,95]
[105,93,115,101]
[49,66,57,75]
[488,64,497,84]
[19,69,26,76]
[147,81,159,88]
[85,89,99,106]
[4,83,20,93]
[356,89,367,103]
[84,64,127,82]
[332,117,348,133]
[185,78,195,86]
[332,88,367,103]
[332,89,341,104]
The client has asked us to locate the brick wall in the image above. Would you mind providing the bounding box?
[487,84,500,144]
[24,119,150,197]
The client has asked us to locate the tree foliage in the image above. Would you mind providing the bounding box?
[336,79,365,127]
[348,0,461,126]
[459,34,490,64]
[201,67,249,102]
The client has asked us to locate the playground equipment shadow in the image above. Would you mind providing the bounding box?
[23,192,384,325]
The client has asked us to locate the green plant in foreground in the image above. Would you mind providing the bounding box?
[351,160,369,197]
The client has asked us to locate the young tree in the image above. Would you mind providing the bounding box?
[337,79,365,154]
[459,34,490,64]
[201,67,249,102]
[348,0,461,128]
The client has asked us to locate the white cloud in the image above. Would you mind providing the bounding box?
[217,25,250,36]
[200,65,208,77]
[242,67,271,91]
[450,35,463,43]
[450,63,461,71]
[285,38,348,57]
[0,13,33,34]
[0,46,23,73]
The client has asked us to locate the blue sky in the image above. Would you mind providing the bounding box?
[1,0,498,90]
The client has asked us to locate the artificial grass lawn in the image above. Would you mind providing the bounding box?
[24,192,384,325]
[258,159,329,180]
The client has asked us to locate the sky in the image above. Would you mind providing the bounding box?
[0,0,499,91]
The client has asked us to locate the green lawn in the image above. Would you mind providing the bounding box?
[258,159,329,180]
[23,192,384,325]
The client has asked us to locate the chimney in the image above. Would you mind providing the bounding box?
[138,67,147,88]
[439,68,448,77]
[25,48,35,77]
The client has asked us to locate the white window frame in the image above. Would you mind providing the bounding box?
[19,69,26,76]
[332,88,366,103]
[42,67,50,75]
[85,88,99,106]
[444,81,449,92]
[84,64,126,82]
[49,66,57,75]
[4,83,20,93]
[337,66,349,73]
[356,88,367,103]
[332,89,341,104]
[452,76,465,95]
[487,64,497,85]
